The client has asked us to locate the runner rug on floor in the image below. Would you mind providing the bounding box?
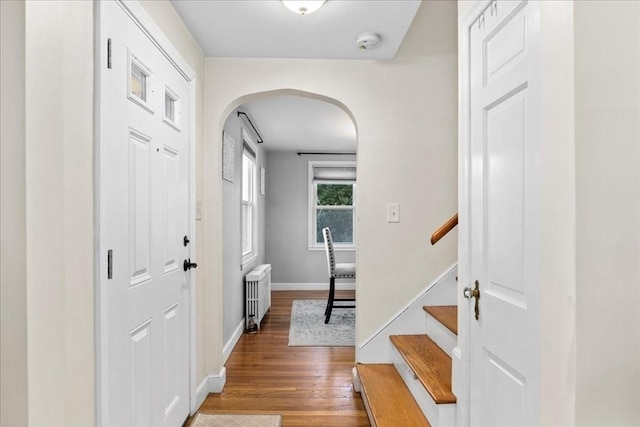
[191,414,282,427]
[288,299,355,346]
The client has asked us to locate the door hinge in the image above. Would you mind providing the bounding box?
[107,38,112,69]
[107,249,113,279]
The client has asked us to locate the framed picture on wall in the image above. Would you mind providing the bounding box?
[260,166,266,195]
[222,131,234,182]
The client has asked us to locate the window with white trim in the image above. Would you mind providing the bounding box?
[308,161,356,250]
[241,131,258,267]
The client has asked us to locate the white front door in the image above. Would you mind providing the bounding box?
[101,2,191,426]
[467,1,541,425]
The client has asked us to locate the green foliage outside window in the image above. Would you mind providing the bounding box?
[317,184,353,206]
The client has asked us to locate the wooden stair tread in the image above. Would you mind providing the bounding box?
[357,364,430,427]
[390,335,456,404]
[423,305,458,335]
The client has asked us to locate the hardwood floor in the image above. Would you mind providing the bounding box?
[186,290,369,427]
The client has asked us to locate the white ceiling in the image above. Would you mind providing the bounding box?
[239,95,357,152]
[170,0,421,60]
[171,1,421,152]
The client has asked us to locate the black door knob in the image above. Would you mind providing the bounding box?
[183,258,198,271]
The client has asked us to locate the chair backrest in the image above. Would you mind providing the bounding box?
[322,227,335,278]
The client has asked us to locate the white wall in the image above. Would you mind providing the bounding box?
[266,152,356,284]
[0,1,28,426]
[538,2,577,425]
[221,110,267,345]
[575,2,640,425]
[24,1,95,425]
[0,2,208,426]
[203,0,458,372]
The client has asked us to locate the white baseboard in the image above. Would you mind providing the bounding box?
[223,318,245,364]
[209,367,227,393]
[357,263,457,364]
[194,376,210,413]
[352,366,361,393]
[193,367,227,414]
[271,282,355,291]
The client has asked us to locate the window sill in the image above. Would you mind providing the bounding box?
[307,246,356,252]
[241,253,258,270]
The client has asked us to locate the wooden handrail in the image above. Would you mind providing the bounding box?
[430,213,458,245]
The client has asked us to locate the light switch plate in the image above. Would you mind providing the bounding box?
[387,203,400,223]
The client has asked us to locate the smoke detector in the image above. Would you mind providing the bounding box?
[356,33,381,50]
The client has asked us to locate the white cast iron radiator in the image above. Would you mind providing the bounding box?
[245,264,272,330]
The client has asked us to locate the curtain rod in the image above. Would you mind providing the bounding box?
[237,111,264,144]
[297,152,356,156]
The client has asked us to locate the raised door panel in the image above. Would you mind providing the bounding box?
[129,129,153,288]
[130,320,153,427]
[482,350,526,427]
[485,89,526,302]
[162,145,179,274]
[163,303,180,418]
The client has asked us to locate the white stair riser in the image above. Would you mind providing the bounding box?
[425,314,457,356]
[391,346,456,427]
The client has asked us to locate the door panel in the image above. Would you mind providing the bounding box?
[163,146,179,273]
[163,303,180,416]
[483,350,526,427]
[486,89,526,299]
[130,321,153,427]
[468,1,540,425]
[129,129,153,287]
[485,11,527,84]
[102,2,191,426]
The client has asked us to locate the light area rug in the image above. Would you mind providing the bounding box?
[288,299,355,346]
[191,413,282,427]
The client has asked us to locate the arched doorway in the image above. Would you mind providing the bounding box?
[218,90,359,361]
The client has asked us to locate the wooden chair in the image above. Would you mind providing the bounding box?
[322,227,355,324]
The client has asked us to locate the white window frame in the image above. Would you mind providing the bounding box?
[162,83,181,131]
[126,49,154,114]
[308,160,357,251]
[241,128,259,269]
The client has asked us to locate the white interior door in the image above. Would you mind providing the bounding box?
[468,1,540,425]
[101,2,191,426]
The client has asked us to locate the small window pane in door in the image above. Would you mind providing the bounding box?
[163,86,180,128]
[165,93,175,122]
[130,63,147,101]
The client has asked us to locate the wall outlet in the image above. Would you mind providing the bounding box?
[387,203,400,223]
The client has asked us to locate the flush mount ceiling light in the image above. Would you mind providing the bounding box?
[282,0,326,15]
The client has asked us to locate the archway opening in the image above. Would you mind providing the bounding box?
[218,89,359,361]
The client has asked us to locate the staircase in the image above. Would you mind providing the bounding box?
[356,305,458,427]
